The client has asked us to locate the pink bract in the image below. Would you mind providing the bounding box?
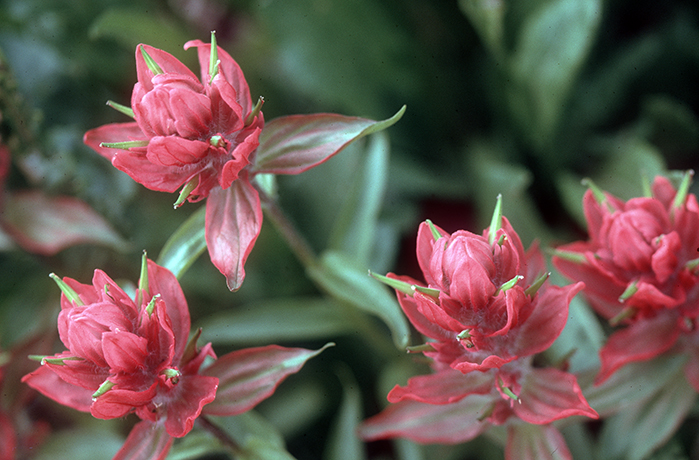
[553,175,699,389]
[360,218,596,459]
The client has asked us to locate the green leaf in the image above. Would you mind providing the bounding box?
[327,132,389,266]
[252,106,405,175]
[324,367,366,460]
[212,411,297,460]
[34,425,124,460]
[156,205,206,279]
[307,250,410,349]
[198,297,357,346]
[596,363,696,460]
[166,431,225,460]
[506,0,602,150]
[459,0,506,59]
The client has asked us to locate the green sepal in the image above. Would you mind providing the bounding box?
[369,271,413,296]
[488,194,503,245]
[551,249,587,264]
[49,273,84,306]
[525,272,550,297]
[92,379,115,399]
[173,175,200,209]
[618,280,639,303]
[145,294,161,317]
[685,257,699,272]
[406,343,436,353]
[244,96,265,127]
[425,219,442,242]
[581,178,607,205]
[106,100,134,118]
[99,140,149,149]
[498,378,518,401]
[208,31,219,84]
[137,251,149,306]
[672,170,694,211]
[497,275,523,294]
[140,46,164,75]
[29,355,82,365]
[412,285,440,300]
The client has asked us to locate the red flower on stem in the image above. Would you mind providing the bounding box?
[553,172,699,389]
[22,254,330,460]
[360,198,596,460]
[84,33,404,290]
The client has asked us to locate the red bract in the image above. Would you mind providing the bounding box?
[553,174,699,389]
[360,213,595,460]
[84,34,404,290]
[22,257,330,460]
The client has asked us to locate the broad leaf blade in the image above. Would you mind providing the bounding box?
[157,205,206,279]
[253,106,405,175]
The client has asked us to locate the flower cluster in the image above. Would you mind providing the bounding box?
[553,173,699,388]
[23,255,327,459]
[360,201,597,459]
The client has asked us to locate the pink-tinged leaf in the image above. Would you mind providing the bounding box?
[202,343,332,416]
[505,424,572,460]
[83,122,148,161]
[164,374,218,437]
[358,394,492,444]
[387,368,492,404]
[252,106,405,175]
[514,368,598,424]
[145,260,190,361]
[113,421,173,460]
[1,191,129,255]
[512,283,584,357]
[205,177,262,291]
[0,410,16,460]
[21,365,93,412]
[596,312,680,385]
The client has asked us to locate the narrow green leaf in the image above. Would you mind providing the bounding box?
[207,411,296,460]
[307,250,410,349]
[156,205,206,279]
[324,367,366,460]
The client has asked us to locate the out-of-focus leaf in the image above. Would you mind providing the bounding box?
[327,132,389,267]
[257,379,329,439]
[198,297,356,346]
[161,431,224,460]
[466,142,550,246]
[1,191,129,254]
[596,364,696,460]
[307,250,410,349]
[157,205,206,279]
[459,0,506,59]
[34,425,124,460]
[202,344,333,417]
[253,106,405,175]
[584,354,687,418]
[89,8,194,64]
[506,423,572,460]
[506,0,601,150]
[324,367,366,460]
[638,95,699,156]
[214,410,297,460]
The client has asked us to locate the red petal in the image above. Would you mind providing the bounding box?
[102,331,149,373]
[387,369,492,404]
[184,40,252,114]
[511,282,584,357]
[21,365,94,412]
[145,260,191,362]
[358,395,492,444]
[596,312,680,384]
[136,44,199,92]
[146,136,210,167]
[388,274,453,341]
[113,421,173,460]
[415,221,446,286]
[1,191,128,255]
[205,177,262,291]
[513,368,598,424]
[163,374,218,437]
[83,122,147,161]
[202,344,328,416]
[505,424,573,460]
[219,127,260,189]
[91,382,159,419]
[209,72,244,132]
[0,409,16,460]
[111,149,197,193]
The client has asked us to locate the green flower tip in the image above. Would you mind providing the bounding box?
[181,328,203,366]
[244,96,265,127]
[140,46,164,75]
[92,379,115,400]
[551,249,587,265]
[369,271,413,296]
[618,280,639,303]
[136,250,149,306]
[99,140,149,150]
[208,31,219,84]
[161,368,181,384]
[496,275,523,295]
[488,194,503,245]
[412,285,440,300]
[672,169,694,211]
[525,272,550,297]
[49,273,84,306]
[425,219,442,242]
[173,175,200,209]
[498,378,518,401]
[145,294,161,317]
[106,100,135,119]
[406,343,436,353]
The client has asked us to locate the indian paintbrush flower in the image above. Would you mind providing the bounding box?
[84,32,404,291]
[360,198,596,460]
[22,254,330,459]
[553,172,699,389]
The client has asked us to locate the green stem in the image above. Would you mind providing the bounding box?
[198,415,242,456]
[255,184,318,268]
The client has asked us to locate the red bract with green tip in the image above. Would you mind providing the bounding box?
[22,257,330,460]
[553,173,699,389]
[84,34,405,291]
[360,212,596,460]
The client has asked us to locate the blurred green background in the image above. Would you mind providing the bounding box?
[1,0,698,459]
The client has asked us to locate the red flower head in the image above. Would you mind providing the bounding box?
[84,33,405,291]
[22,255,329,459]
[360,199,595,459]
[553,173,699,389]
